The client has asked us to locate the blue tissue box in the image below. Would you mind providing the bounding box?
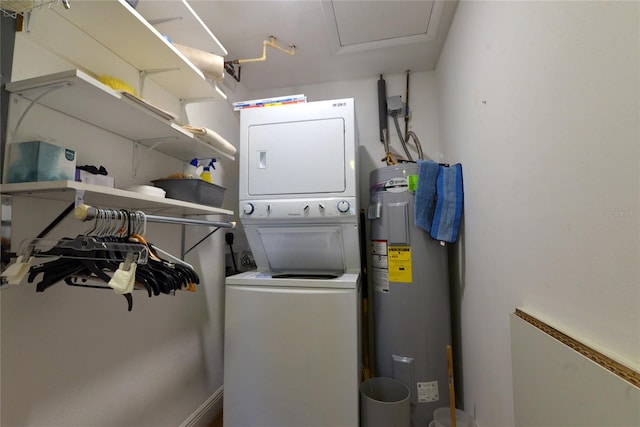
[7,141,76,183]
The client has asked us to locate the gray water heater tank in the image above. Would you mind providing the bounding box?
[368,163,452,427]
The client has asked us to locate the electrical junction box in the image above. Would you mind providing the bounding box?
[6,140,76,183]
[387,95,404,115]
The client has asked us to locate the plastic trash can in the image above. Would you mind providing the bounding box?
[360,377,410,427]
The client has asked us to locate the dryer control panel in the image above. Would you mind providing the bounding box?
[240,197,357,221]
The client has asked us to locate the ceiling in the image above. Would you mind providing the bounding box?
[189,0,459,93]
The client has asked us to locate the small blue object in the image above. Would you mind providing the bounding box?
[430,164,464,243]
[414,160,439,232]
[190,158,199,167]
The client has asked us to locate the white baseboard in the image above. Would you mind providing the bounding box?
[180,386,224,427]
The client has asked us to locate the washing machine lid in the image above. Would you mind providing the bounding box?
[226,270,360,288]
[247,117,346,196]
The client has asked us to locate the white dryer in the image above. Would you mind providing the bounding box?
[224,98,361,427]
[238,97,359,275]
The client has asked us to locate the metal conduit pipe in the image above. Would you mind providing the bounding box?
[228,36,295,65]
[392,114,413,161]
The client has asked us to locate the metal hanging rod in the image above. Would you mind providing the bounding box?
[74,204,235,229]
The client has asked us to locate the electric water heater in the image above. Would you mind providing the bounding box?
[369,163,452,426]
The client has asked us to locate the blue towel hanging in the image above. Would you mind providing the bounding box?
[431,163,464,243]
[414,160,440,232]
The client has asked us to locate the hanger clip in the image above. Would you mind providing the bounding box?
[108,252,138,294]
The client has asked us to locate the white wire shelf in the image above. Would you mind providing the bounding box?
[1,0,57,18]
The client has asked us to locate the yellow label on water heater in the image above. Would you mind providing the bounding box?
[388,246,412,283]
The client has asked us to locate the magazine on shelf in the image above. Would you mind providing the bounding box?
[232,94,306,111]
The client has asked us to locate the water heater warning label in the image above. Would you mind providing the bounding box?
[388,246,412,283]
[372,268,389,293]
[417,381,439,403]
[371,240,387,255]
[372,240,390,292]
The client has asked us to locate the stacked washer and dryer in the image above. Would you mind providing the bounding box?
[223,99,361,427]
[223,98,452,427]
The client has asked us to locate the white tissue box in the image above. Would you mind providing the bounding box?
[6,141,76,183]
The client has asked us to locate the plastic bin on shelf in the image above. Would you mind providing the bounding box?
[151,178,226,207]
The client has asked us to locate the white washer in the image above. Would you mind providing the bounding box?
[224,272,360,427]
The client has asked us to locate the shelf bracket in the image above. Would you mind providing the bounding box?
[132,138,180,178]
[183,226,222,258]
[10,82,71,139]
[179,96,215,126]
[1,197,75,288]
[138,68,179,97]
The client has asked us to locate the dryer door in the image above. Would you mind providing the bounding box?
[247,118,346,196]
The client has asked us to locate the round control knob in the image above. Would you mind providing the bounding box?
[337,200,350,213]
[242,203,255,215]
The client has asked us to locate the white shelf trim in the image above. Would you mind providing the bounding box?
[0,181,233,217]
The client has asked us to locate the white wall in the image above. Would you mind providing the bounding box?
[436,2,639,426]
[1,23,244,427]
